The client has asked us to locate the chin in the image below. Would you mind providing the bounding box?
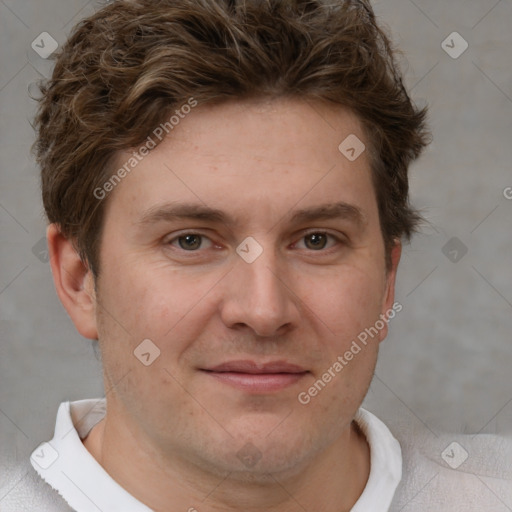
[226,424,323,479]
[181,423,315,482]
[230,445,319,484]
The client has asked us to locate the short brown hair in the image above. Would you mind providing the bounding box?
[33,0,430,276]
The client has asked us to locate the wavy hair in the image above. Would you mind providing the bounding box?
[33,0,431,276]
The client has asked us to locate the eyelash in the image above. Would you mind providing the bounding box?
[165,230,346,256]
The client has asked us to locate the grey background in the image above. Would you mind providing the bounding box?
[1,0,511,486]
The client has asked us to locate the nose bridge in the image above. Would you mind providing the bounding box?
[221,240,299,336]
[246,255,285,309]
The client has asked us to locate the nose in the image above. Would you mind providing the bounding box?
[219,245,301,338]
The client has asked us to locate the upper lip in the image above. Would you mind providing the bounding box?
[203,360,308,374]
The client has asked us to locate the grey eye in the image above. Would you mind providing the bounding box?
[177,234,203,250]
[303,233,329,250]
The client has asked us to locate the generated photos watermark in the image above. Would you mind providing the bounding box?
[93,97,198,200]
[298,301,403,405]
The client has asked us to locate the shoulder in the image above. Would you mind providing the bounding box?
[387,419,512,511]
[0,457,73,512]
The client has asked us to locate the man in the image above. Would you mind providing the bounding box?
[4,0,511,510]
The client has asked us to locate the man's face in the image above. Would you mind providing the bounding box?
[91,98,399,479]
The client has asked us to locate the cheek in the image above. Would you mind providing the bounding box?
[97,260,220,358]
[301,264,386,340]
[94,264,205,415]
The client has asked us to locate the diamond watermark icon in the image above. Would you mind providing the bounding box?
[441,441,468,469]
[236,442,262,468]
[441,32,468,59]
[134,339,161,366]
[236,236,263,264]
[31,32,59,59]
[32,236,49,263]
[338,134,365,162]
[31,442,59,470]
[442,237,468,263]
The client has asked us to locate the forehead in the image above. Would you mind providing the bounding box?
[104,98,377,228]
[167,98,367,164]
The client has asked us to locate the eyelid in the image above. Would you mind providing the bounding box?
[299,228,346,239]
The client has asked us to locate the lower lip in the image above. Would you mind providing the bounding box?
[202,371,308,392]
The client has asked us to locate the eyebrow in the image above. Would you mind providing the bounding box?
[136,201,366,230]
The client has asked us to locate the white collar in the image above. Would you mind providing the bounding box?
[30,399,153,511]
[351,408,402,511]
[31,398,402,511]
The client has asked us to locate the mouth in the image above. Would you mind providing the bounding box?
[200,360,309,393]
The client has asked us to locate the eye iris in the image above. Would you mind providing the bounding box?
[178,234,201,250]
[305,233,327,250]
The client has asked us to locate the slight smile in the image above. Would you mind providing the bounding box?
[200,360,310,392]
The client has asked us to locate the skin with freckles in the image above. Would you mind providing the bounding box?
[48,97,401,512]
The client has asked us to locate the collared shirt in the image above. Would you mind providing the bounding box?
[28,398,402,511]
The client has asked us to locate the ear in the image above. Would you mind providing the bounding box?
[46,224,99,340]
[377,239,402,342]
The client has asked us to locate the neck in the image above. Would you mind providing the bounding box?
[83,409,370,512]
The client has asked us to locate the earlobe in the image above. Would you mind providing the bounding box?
[46,224,99,340]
